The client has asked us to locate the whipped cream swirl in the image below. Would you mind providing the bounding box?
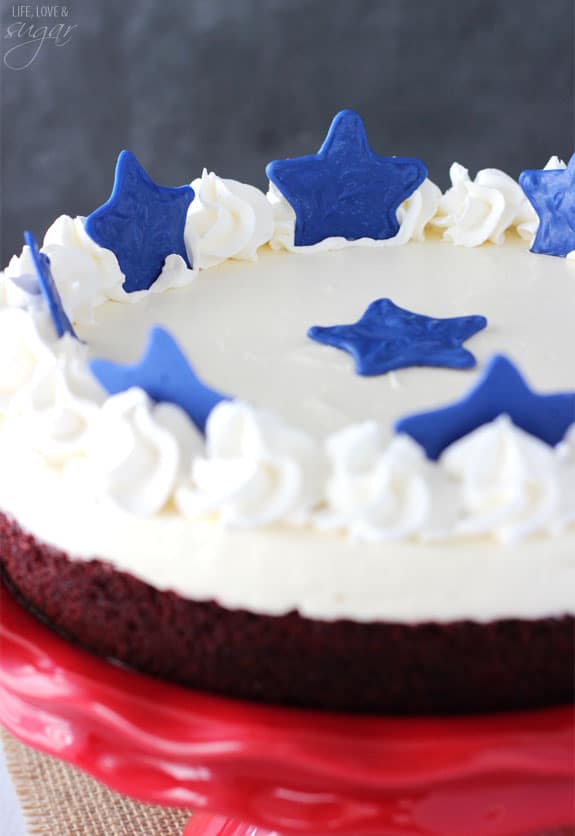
[0,305,107,464]
[185,170,274,270]
[267,178,441,252]
[431,163,535,246]
[6,336,105,464]
[319,422,456,541]
[0,307,57,410]
[176,400,325,526]
[395,178,442,244]
[86,388,203,517]
[442,415,565,543]
[43,215,131,320]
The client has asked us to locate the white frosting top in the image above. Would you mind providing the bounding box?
[1,166,574,623]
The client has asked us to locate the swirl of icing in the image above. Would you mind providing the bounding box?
[441,415,562,543]
[0,307,57,410]
[43,215,131,320]
[185,170,274,270]
[146,253,197,293]
[431,163,533,247]
[267,179,441,252]
[176,400,325,526]
[6,336,105,464]
[394,178,442,244]
[319,422,454,541]
[85,388,203,517]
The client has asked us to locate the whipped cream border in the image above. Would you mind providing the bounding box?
[1,437,573,623]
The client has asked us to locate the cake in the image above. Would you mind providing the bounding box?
[0,111,573,714]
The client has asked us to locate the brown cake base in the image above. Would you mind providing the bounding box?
[0,511,573,714]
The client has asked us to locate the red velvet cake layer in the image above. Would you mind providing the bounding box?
[0,511,573,714]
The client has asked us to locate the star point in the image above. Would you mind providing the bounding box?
[395,354,575,460]
[308,298,487,377]
[266,110,427,246]
[90,327,230,433]
[84,151,194,292]
[519,153,575,257]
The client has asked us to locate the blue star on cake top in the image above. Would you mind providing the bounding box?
[24,231,76,339]
[266,110,427,246]
[308,298,487,376]
[84,151,194,293]
[395,354,575,460]
[519,153,575,257]
[90,327,230,433]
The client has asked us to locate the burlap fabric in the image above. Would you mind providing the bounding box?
[1,729,191,835]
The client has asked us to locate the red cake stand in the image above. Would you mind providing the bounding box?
[0,582,573,836]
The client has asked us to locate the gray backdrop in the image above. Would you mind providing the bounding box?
[2,0,574,263]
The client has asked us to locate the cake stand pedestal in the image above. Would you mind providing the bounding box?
[0,582,573,836]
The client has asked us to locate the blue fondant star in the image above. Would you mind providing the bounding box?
[395,354,575,460]
[84,151,194,293]
[90,327,230,433]
[519,153,575,257]
[24,231,76,339]
[308,298,487,376]
[266,110,427,246]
